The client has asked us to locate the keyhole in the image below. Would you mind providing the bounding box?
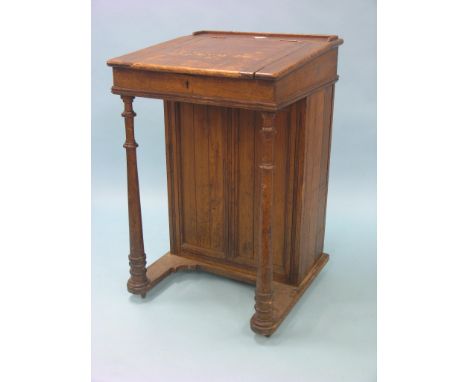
[185,80,189,89]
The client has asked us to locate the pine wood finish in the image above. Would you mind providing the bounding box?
[108,31,343,336]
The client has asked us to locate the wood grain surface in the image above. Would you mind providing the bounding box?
[108,31,342,80]
[110,31,342,335]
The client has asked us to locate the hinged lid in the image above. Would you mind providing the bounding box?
[107,31,343,80]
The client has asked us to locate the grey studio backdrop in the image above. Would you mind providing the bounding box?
[92,0,376,381]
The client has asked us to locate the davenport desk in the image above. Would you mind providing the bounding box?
[107,31,343,336]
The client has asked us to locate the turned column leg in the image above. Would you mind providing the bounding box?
[121,95,149,297]
[250,112,277,336]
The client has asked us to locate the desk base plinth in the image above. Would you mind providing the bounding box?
[129,252,329,336]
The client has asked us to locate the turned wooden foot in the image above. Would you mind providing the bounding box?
[250,291,275,336]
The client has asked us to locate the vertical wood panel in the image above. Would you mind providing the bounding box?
[178,103,227,257]
[306,90,325,265]
[207,106,226,252]
[164,100,182,253]
[299,98,312,280]
[298,92,322,278]
[237,109,256,261]
[289,98,306,283]
[314,86,334,256]
[194,104,211,248]
[283,102,298,278]
[272,109,287,273]
[319,87,334,188]
[295,86,334,282]
[179,103,197,246]
[227,109,239,259]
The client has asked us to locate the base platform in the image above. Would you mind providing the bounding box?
[129,252,329,336]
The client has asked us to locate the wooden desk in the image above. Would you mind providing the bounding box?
[107,31,343,336]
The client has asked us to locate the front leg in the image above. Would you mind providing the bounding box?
[250,112,277,336]
[121,95,148,296]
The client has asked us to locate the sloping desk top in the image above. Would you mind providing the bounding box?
[107,31,343,110]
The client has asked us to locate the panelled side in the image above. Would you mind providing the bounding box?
[291,86,335,284]
[227,107,295,281]
[165,101,297,282]
[178,103,229,259]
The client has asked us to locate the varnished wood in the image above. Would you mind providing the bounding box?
[108,31,342,111]
[250,112,277,335]
[109,31,342,336]
[142,251,329,331]
[121,96,148,295]
[108,31,342,79]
